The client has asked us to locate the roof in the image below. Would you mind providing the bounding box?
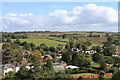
[3,64,15,69]
[43,54,52,59]
[65,65,79,69]
[53,65,65,71]
[104,73,113,77]
[53,61,67,65]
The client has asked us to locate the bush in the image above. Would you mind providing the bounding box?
[79,70,88,73]
[65,69,87,74]
[87,68,96,73]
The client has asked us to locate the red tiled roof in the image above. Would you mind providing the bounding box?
[92,75,99,78]
[73,73,113,80]
[83,76,91,78]
[104,73,113,77]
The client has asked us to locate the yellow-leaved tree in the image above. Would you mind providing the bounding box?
[33,50,43,64]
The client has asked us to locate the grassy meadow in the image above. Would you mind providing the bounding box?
[71,73,97,77]
[12,38,67,47]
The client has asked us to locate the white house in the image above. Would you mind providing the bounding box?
[65,65,79,69]
[82,50,96,55]
[2,64,16,75]
[112,55,120,58]
[56,54,62,59]
[2,63,32,75]
[71,48,81,52]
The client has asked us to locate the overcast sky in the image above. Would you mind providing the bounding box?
[1,2,118,32]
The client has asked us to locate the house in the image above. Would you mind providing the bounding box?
[42,54,52,60]
[52,60,67,71]
[53,60,67,68]
[71,48,96,55]
[22,50,32,55]
[56,54,62,59]
[2,64,16,75]
[82,49,96,55]
[112,55,120,58]
[53,65,65,71]
[113,63,120,68]
[1,63,33,76]
[65,65,79,69]
[71,48,81,52]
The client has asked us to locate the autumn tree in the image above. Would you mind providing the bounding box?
[33,50,43,64]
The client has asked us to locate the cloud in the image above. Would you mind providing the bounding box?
[20,13,33,16]
[2,4,118,32]
[6,13,17,16]
[48,5,65,8]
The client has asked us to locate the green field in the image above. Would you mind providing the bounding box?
[71,73,97,77]
[12,37,105,48]
[12,38,67,47]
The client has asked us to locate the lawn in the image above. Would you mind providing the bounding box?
[70,73,97,77]
[89,62,100,68]
[12,38,67,47]
[0,75,2,80]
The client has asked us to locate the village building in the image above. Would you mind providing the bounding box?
[42,54,52,60]
[112,55,120,58]
[71,48,81,53]
[53,61,67,71]
[56,54,62,59]
[65,65,79,69]
[71,48,96,55]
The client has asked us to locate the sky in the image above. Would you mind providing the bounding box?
[1,2,118,32]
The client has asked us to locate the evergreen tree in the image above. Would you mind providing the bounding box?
[112,70,120,80]
[61,50,71,64]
